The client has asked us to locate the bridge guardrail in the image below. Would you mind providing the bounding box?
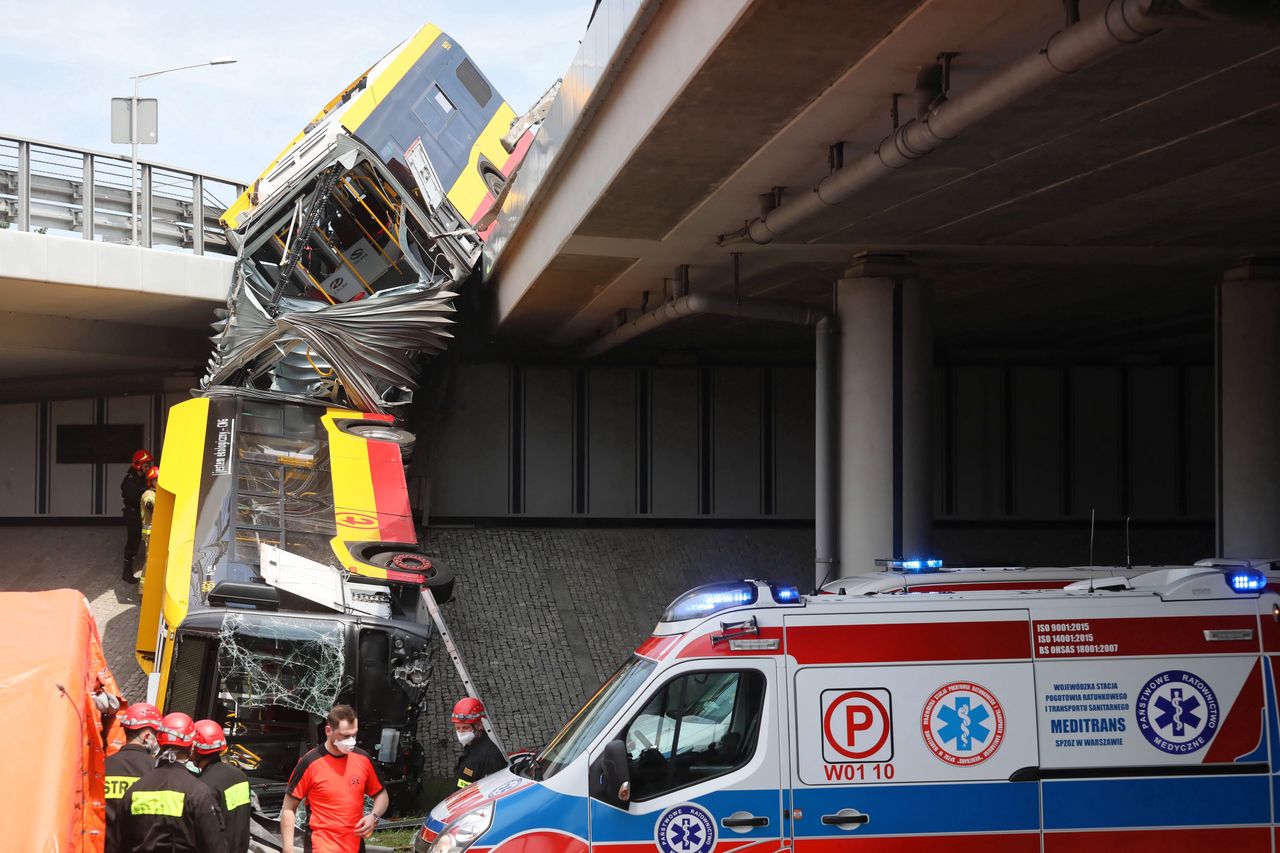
[0,134,245,255]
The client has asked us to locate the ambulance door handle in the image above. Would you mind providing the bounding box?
[721,811,769,830]
[821,809,870,829]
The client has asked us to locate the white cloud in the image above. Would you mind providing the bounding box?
[0,0,589,182]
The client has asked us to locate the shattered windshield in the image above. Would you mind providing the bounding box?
[216,613,347,718]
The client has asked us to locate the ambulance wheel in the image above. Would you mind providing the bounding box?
[340,422,416,461]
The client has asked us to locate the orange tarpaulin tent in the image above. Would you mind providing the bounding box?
[0,589,124,853]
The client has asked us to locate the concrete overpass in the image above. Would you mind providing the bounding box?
[0,135,240,402]
[472,0,1280,581]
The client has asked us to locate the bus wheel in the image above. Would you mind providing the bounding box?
[339,422,416,461]
[483,169,506,198]
[369,549,454,604]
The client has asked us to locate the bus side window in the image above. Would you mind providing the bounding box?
[412,85,456,137]
[455,59,492,108]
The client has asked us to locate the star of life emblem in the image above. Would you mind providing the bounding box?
[921,681,1006,766]
[655,803,717,853]
[1136,669,1219,754]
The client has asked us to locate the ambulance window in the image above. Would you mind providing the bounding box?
[620,669,764,801]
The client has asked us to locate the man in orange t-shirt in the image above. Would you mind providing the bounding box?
[281,705,389,853]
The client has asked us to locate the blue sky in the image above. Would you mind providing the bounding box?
[0,0,589,185]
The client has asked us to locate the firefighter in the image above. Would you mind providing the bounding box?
[111,712,228,853]
[139,467,159,570]
[451,697,506,789]
[104,703,162,850]
[120,450,152,583]
[192,719,251,853]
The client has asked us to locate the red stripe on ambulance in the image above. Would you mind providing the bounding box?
[1033,615,1258,658]
[794,833,1039,852]
[1044,826,1269,853]
[634,635,679,661]
[787,620,1030,664]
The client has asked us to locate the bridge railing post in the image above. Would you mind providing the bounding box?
[82,153,96,241]
[16,140,30,232]
[141,163,153,248]
[192,174,205,255]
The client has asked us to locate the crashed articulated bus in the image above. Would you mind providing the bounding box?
[136,21,548,843]
[135,390,452,839]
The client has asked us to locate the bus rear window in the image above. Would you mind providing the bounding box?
[456,58,491,107]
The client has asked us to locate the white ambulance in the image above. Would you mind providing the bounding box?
[416,565,1277,853]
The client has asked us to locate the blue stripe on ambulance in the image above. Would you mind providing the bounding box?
[483,785,589,841]
[791,782,1038,836]
[1043,774,1270,830]
[589,789,781,843]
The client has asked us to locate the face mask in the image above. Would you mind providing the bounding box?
[335,736,357,754]
[456,730,476,747]
[184,760,202,775]
[147,738,160,758]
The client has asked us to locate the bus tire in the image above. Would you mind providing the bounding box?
[482,168,506,198]
[338,421,416,461]
[365,547,454,604]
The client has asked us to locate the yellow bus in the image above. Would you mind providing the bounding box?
[137,388,452,819]
[221,22,534,301]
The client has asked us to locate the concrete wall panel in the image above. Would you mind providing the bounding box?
[0,404,37,515]
[953,367,1006,518]
[1013,367,1063,519]
[523,368,574,516]
[712,368,761,517]
[106,395,154,517]
[1128,367,1179,519]
[586,368,635,516]
[431,365,511,517]
[1183,366,1213,519]
[1071,367,1121,518]
[773,367,815,518]
[49,399,93,517]
[650,368,698,518]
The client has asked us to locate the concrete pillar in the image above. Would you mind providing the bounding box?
[833,255,932,582]
[1218,259,1280,557]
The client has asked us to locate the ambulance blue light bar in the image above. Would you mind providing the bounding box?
[1227,568,1267,593]
[662,582,758,622]
[771,583,801,603]
[876,558,944,573]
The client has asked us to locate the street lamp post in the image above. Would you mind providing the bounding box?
[128,57,236,246]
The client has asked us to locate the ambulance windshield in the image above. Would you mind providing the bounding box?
[534,656,655,780]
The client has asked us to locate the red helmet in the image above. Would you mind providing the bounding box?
[146,466,160,485]
[192,719,227,755]
[120,702,163,731]
[451,697,485,724]
[131,450,153,471]
[156,712,196,748]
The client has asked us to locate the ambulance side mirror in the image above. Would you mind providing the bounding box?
[590,739,631,810]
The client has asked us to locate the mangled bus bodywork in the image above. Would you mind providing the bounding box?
[208,22,539,412]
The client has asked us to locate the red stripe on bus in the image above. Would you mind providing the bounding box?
[787,620,1030,664]
[366,441,415,543]
[1032,615,1258,658]
[1044,827,1269,853]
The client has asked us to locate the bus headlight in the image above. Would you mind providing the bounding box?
[429,803,493,853]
